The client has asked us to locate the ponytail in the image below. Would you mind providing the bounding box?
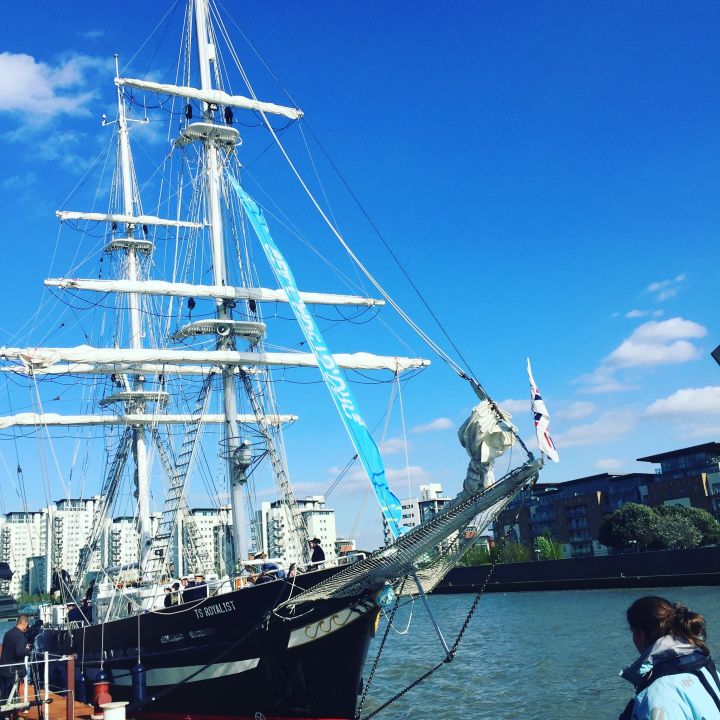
[627,596,709,655]
[671,602,709,655]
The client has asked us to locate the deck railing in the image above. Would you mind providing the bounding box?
[0,651,72,719]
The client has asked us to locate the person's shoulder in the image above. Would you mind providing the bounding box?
[636,673,709,719]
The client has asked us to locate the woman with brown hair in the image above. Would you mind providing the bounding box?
[620,596,720,719]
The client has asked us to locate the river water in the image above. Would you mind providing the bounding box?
[2,587,718,719]
[361,587,720,720]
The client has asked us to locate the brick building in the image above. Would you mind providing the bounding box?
[495,442,720,557]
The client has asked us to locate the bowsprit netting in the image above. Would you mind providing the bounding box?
[274,458,541,611]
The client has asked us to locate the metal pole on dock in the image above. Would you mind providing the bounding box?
[44,651,50,720]
[67,655,76,720]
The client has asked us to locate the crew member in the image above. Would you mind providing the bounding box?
[0,614,30,702]
[310,538,325,566]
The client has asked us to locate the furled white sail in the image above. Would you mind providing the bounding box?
[116,78,303,121]
[45,278,385,307]
[56,211,203,229]
[0,363,255,376]
[458,400,517,492]
[0,413,296,429]
[0,346,429,373]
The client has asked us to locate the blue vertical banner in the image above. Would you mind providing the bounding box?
[228,174,406,538]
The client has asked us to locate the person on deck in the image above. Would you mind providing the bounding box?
[183,574,206,602]
[180,576,192,602]
[310,538,325,566]
[619,595,720,720]
[67,603,83,624]
[192,574,207,599]
[0,615,30,702]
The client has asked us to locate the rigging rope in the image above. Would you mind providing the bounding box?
[355,497,529,719]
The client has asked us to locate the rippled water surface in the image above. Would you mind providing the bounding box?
[361,587,720,720]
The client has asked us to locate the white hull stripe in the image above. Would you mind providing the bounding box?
[287,606,369,649]
[113,658,259,687]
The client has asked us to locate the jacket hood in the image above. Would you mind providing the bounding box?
[620,634,702,686]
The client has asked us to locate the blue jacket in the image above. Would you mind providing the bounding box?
[621,635,720,720]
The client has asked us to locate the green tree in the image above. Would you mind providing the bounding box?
[598,503,659,550]
[492,542,532,564]
[653,505,720,548]
[459,545,491,566]
[533,534,563,560]
[655,513,703,549]
[679,507,720,545]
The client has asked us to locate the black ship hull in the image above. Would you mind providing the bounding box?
[40,572,379,720]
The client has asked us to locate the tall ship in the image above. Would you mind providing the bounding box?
[0,2,556,718]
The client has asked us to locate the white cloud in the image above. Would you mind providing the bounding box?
[326,464,431,495]
[412,417,453,433]
[674,422,720,441]
[498,398,530,415]
[644,386,720,417]
[629,317,705,343]
[0,52,107,124]
[555,401,596,420]
[1,172,37,191]
[576,317,707,394]
[606,317,706,368]
[385,466,431,484]
[609,339,700,367]
[594,458,624,470]
[575,366,636,394]
[645,274,686,301]
[380,437,408,455]
[625,309,663,319]
[554,410,638,448]
[82,30,105,40]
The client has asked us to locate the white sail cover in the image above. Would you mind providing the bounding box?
[116,78,303,121]
[0,413,295,429]
[458,400,517,492]
[56,211,202,229]
[45,278,385,307]
[0,345,429,373]
[0,363,255,376]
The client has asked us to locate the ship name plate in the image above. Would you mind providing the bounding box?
[193,599,236,619]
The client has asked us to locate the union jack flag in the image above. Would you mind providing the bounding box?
[527,358,559,463]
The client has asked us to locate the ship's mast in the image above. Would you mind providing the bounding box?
[194,0,248,563]
[114,55,152,563]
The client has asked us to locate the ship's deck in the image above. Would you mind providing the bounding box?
[14,685,93,720]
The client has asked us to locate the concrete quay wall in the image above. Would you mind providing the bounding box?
[434,546,720,593]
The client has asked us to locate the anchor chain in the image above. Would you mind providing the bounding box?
[354,575,409,720]
[356,492,531,720]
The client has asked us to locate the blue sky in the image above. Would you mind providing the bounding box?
[0,1,718,548]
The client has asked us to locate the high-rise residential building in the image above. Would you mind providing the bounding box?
[186,506,233,576]
[167,507,233,579]
[384,483,450,544]
[257,496,337,565]
[49,498,102,581]
[0,509,48,597]
[108,516,142,568]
